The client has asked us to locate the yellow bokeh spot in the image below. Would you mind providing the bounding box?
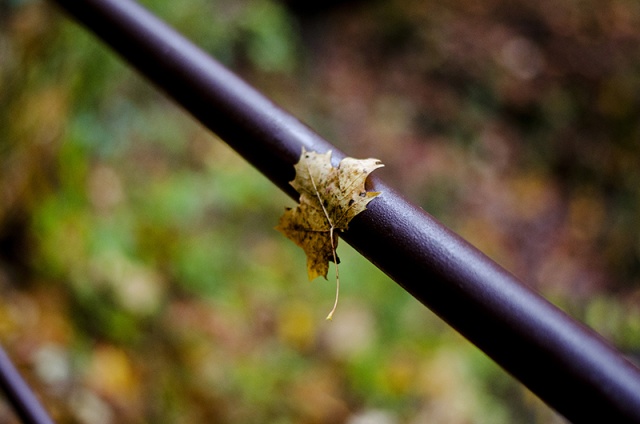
[277,301,316,352]
[86,345,139,402]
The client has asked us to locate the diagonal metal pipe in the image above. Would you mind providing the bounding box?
[0,346,53,424]
[44,0,640,422]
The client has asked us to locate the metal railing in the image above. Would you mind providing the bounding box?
[0,346,53,424]
[2,0,640,422]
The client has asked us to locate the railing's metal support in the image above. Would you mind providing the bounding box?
[0,346,53,424]
[41,0,640,422]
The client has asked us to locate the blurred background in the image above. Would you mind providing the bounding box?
[1,0,640,422]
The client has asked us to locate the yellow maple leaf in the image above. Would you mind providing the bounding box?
[276,148,383,319]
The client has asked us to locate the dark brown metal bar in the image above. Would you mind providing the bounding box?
[48,0,640,422]
[0,345,53,424]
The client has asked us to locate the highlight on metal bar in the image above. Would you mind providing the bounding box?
[0,345,53,424]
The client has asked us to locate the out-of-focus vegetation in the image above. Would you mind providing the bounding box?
[1,0,639,422]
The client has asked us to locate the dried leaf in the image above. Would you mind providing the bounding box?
[276,148,383,318]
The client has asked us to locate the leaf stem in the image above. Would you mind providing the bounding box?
[326,227,339,320]
[306,164,340,320]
